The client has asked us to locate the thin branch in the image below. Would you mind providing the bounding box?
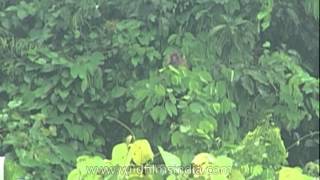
[105,116,135,141]
[287,131,320,150]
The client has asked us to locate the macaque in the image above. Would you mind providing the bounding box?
[166,51,189,68]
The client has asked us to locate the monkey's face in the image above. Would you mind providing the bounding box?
[170,53,179,65]
[167,51,189,68]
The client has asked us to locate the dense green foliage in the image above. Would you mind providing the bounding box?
[0,0,319,179]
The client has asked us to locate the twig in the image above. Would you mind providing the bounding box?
[287,131,320,150]
[105,116,136,141]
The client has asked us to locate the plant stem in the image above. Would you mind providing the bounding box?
[287,131,320,150]
[106,116,136,141]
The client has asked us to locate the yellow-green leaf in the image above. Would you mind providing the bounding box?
[279,167,314,180]
[129,139,154,165]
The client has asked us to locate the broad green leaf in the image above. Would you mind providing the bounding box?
[198,120,214,133]
[216,81,226,97]
[179,125,191,133]
[81,78,88,92]
[57,102,67,112]
[76,156,106,176]
[171,131,183,146]
[131,111,143,125]
[229,169,245,180]
[192,153,215,166]
[67,169,82,180]
[168,93,176,104]
[129,139,154,165]
[279,167,314,180]
[209,25,226,35]
[192,153,216,177]
[150,106,161,121]
[158,146,181,167]
[112,143,130,166]
[150,106,167,124]
[209,156,233,179]
[165,102,177,117]
[245,70,269,85]
[212,103,221,114]
[198,71,212,83]
[67,169,81,180]
[57,89,69,99]
[241,76,254,95]
[214,156,233,168]
[111,86,126,98]
[154,84,166,97]
[17,9,28,19]
[221,99,235,113]
[131,57,140,66]
[4,159,27,180]
[57,144,76,163]
[70,64,87,79]
[189,102,203,113]
[8,100,22,109]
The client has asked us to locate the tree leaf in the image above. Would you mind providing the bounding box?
[129,139,154,165]
[158,146,181,167]
[112,143,130,166]
[190,102,203,113]
[111,86,126,98]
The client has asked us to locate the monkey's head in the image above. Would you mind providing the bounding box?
[170,52,180,65]
[167,51,189,68]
